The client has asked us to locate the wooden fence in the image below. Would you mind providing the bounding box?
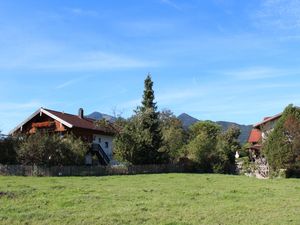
[0,164,189,177]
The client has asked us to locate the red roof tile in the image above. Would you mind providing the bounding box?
[248,129,261,143]
[44,108,116,135]
[253,113,282,128]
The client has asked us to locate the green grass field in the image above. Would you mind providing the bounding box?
[0,174,299,225]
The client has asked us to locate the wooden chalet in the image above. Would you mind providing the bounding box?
[9,108,117,165]
[247,113,282,159]
[247,128,262,159]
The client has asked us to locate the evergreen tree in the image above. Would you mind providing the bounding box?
[136,74,164,164]
[114,74,165,165]
[141,75,157,111]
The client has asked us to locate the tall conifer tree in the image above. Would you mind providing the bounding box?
[136,74,164,164]
[114,74,165,165]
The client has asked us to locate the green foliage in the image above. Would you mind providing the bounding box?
[141,74,157,110]
[114,75,165,165]
[17,132,87,166]
[0,135,17,164]
[240,142,251,158]
[159,110,187,162]
[186,121,240,173]
[263,104,300,174]
[190,120,221,139]
[113,116,143,164]
[215,126,241,173]
[94,118,110,128]
[186,121,221,172]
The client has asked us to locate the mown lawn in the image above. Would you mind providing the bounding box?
[0,174,299,225]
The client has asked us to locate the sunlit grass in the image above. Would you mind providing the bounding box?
[0,174,299,225]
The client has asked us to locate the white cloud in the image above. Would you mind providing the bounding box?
[66,8,99,17]
[223,67,296,80]
[37,51,157,71]
[0,41,157,71]
[254,0,300,30]
[56,76,92,89]
[157,89,203,104]
[160,0,181,10]
[0,101,41,111]
[117,19,177,38]
[0,22,158,71]
[0,101,42,134]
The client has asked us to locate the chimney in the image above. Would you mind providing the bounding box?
[78,108,84,119]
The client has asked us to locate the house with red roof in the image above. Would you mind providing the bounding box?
[253,113,282,141]
[9,108,117,165]
[247,112,282,157]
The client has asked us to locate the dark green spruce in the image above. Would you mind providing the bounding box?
[114,74,166,165]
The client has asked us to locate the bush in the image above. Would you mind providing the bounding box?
[185,121,221,172]
[17,132,87,166]
[0,136,17,164]
[185,122,241,174]
[159,110,187,162]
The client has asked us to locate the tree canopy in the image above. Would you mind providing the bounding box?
[114,74,165,165]
[263,104,300,174]
[186,121,240,173]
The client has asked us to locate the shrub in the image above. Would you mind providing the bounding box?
[17,132,87,166]
[185,122,241,174]
[0,136,17,164]
[185,121,221,172]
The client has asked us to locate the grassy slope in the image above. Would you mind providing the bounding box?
[0,174,299,225]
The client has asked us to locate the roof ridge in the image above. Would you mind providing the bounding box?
[43,108,77,117]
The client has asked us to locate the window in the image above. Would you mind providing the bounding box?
[105,142,109,148]
[98,138,102,143]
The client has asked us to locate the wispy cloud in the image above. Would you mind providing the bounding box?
[0,21,158,71]
[157,89,203,104]
[160,0,181,10]
[118,19,176,37]
[66,8,99,17]
[223,67,297,80]
[39,51,157,71]
[0,101,42,111]
[56,76,91,89]
[254,0,300,30]
[0,101,42,134]
[0,42,157,71]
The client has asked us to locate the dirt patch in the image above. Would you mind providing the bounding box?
[0,191,15,199]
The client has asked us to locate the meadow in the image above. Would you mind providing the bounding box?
[0,174,299,225]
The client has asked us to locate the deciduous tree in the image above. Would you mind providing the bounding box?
[263,104,300,174]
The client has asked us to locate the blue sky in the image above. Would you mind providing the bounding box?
[1,0,300,134]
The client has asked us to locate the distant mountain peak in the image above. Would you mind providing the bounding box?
[86,112,116,122]
[178,113,199,128]
[178,113,192,117]
[177,113,252,144]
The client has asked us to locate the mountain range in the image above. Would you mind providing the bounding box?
[87,112,116,122]
[178,113,252,144]
[87,112,252,144]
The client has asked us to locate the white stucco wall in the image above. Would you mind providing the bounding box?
[92,134,114,160]
[261,120,277,142]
